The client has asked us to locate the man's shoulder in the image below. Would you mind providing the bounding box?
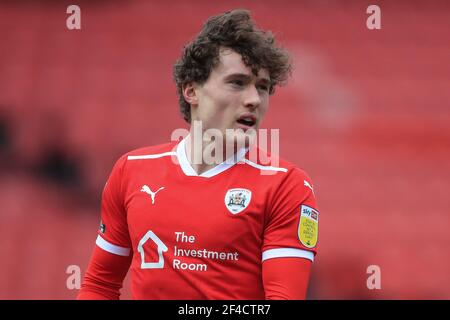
[248,147,317,209]
[245,145,311,181]
[111,141,178,171]
[124,141,178,158]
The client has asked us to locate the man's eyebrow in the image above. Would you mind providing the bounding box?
[224,73,270,83]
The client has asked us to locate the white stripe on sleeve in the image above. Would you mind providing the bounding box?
[96,235,131,256]
[262,248,314,262]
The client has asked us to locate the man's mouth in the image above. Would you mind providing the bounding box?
[236,114,257,129]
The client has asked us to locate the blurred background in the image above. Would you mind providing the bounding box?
[0,0,449,299]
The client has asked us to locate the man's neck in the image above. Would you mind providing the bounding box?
[184,133,248,176]
[184,134,219,176]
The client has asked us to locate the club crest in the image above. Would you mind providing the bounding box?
[224,188,252,214]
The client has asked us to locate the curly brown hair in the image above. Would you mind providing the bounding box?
[173,9,292,123]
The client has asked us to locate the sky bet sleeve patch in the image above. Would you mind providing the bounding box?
[298,205,319,248]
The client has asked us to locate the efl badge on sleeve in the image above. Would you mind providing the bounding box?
[225,188,252,214]
[298,205,319,248]
[99,220,106,234]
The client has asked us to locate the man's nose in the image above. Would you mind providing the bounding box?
[243,85,261,109]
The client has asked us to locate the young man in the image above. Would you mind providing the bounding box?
[78,9,319,300]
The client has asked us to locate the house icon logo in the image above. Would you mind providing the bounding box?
[137,230,168,269]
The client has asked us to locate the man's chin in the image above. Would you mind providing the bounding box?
[226,127,257,150]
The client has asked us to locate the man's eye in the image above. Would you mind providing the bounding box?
[257,84,269,92]
[230,80,244,86]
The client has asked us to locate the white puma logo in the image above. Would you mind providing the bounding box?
[141,185,165,205]
[304,180,315,195]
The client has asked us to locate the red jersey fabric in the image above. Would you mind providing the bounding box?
[81,137,320,299]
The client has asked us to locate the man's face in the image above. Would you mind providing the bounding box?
[189,48,270,139]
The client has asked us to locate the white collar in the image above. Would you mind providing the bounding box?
[176,136,248,178]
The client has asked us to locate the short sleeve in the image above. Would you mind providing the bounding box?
[262,167,320,263]
[95,155,132,256]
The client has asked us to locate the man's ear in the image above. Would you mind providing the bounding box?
[182,83,198,106]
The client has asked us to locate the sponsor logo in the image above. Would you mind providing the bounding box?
[141,185,165,204]
[298,205,319,248]
[304,180,314,195]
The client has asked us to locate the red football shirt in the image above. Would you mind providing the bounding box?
[95,137,319,299]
